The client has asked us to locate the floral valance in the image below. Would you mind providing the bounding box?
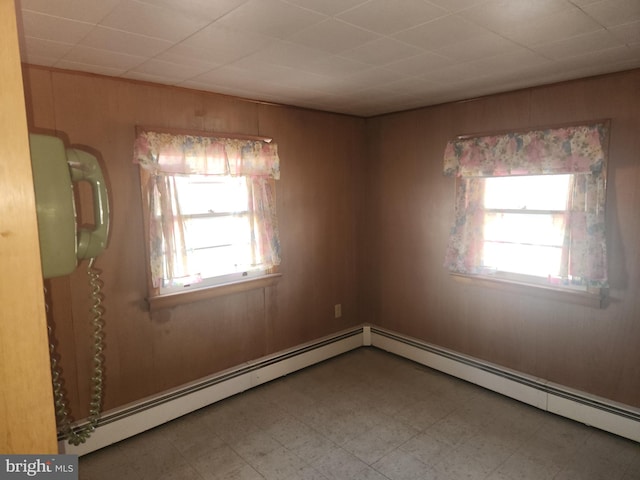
[443,123,608,178]
[133,130,280,179]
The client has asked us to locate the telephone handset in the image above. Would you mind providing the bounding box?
[29,133,110,446]
[29,133,109,279]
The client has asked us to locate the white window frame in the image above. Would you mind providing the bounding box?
[478,173,582,290]
[156,174,268,295]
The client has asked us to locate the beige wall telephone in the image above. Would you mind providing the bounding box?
[29,133,110,446]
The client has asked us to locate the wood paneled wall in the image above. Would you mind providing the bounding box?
[361,69,640,407]
[20,64,640,421]
[22,66,365,418]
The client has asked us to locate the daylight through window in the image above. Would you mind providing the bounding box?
[443,122,609,294]
[134,129,281,296]
[481,174,571,280]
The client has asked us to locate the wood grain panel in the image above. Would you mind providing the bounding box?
[258,104,365,352]
[21,59,640,420]
[22,68,365,419]
[0,0,57,453]
[364,69,640,407]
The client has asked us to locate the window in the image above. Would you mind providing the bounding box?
[134,129,281,301]
[443,122,609,300]
[482,174,571,281]
[157,175,267,293]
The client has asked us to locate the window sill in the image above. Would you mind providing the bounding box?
[147,273,282,312]
[450,273,606,309]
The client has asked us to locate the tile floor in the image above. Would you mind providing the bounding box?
[79,348,640,479]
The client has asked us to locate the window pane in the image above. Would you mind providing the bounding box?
[188,244,255,279]
[184,215,250,250]
[158,174,262,290]
[484,212,566,247]
[175,175,248,215]
[481,174,572,278]
[483,242,563,277]
[484,174,571,210]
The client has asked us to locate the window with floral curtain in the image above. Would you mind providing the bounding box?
[133,129,281,295]
[443,122,609,292]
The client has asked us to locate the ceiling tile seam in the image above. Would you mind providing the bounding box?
[22,10,99,70]
[279,0,370,18]
[564,2,622,31]
[334,11,451,38]
[568,6,640,49]
[114,0,265,79]
[432,12,583,66]
[151,18,386,89]
[22,3,136,68]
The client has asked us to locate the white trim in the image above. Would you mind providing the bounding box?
[60,324,640,455]
[369,326,640,443]
[59,327,364,456]
[362,325,372,346]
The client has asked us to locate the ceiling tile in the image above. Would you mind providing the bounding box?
[434,32,522,61]
[393,14,488,50]
[134,0,250,21]
[178,78,258,99]
[21,37,73,64]
[425,0,490,13]
[20,0,121,23]
[372,75,442,96]
[467,49,551,77]
[289,18,380,54]
[20,10,94,44]
[227,57,330,87]
[20,54,58,67]
[299,55,371,77]
[129,58,216,81]
[497,8,605,47]
[339,37,424,65]
[384,51,454,76]
[16,0,640,117]
[609,21,640,44]
[339,67,409,90]
[235,40,330,69]
[81,26,173,57]
[178,25,276,64]
[53,59,127,76]
[580,0,640,27]
[458,0,573,33]
[567,0,602,5]
[531,29,625,60]
[419,61,494,84]
[333,86,393,104]
[191,66,275,91]
[538,45,640,82]
[154,49,221,72]
[123,71,183,85]
[260,69,338,92]
[280,0,368,16]
[99,0,210,42]
[61,45,147,71]
[337,0,448,35]
[214,0,326,39]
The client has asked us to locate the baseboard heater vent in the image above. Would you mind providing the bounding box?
[370,326,640,442]
[59,327,363,455]
[60,325,639,455]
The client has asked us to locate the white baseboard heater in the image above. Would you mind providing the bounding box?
[59,325,640,455]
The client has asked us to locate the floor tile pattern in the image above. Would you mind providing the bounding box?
[79,348,640,479]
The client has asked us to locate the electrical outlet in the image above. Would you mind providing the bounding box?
[334,304,342,318]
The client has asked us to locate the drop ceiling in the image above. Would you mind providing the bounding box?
[16,0,640,117]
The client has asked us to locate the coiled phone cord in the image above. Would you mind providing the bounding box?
[47,258,105,446]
